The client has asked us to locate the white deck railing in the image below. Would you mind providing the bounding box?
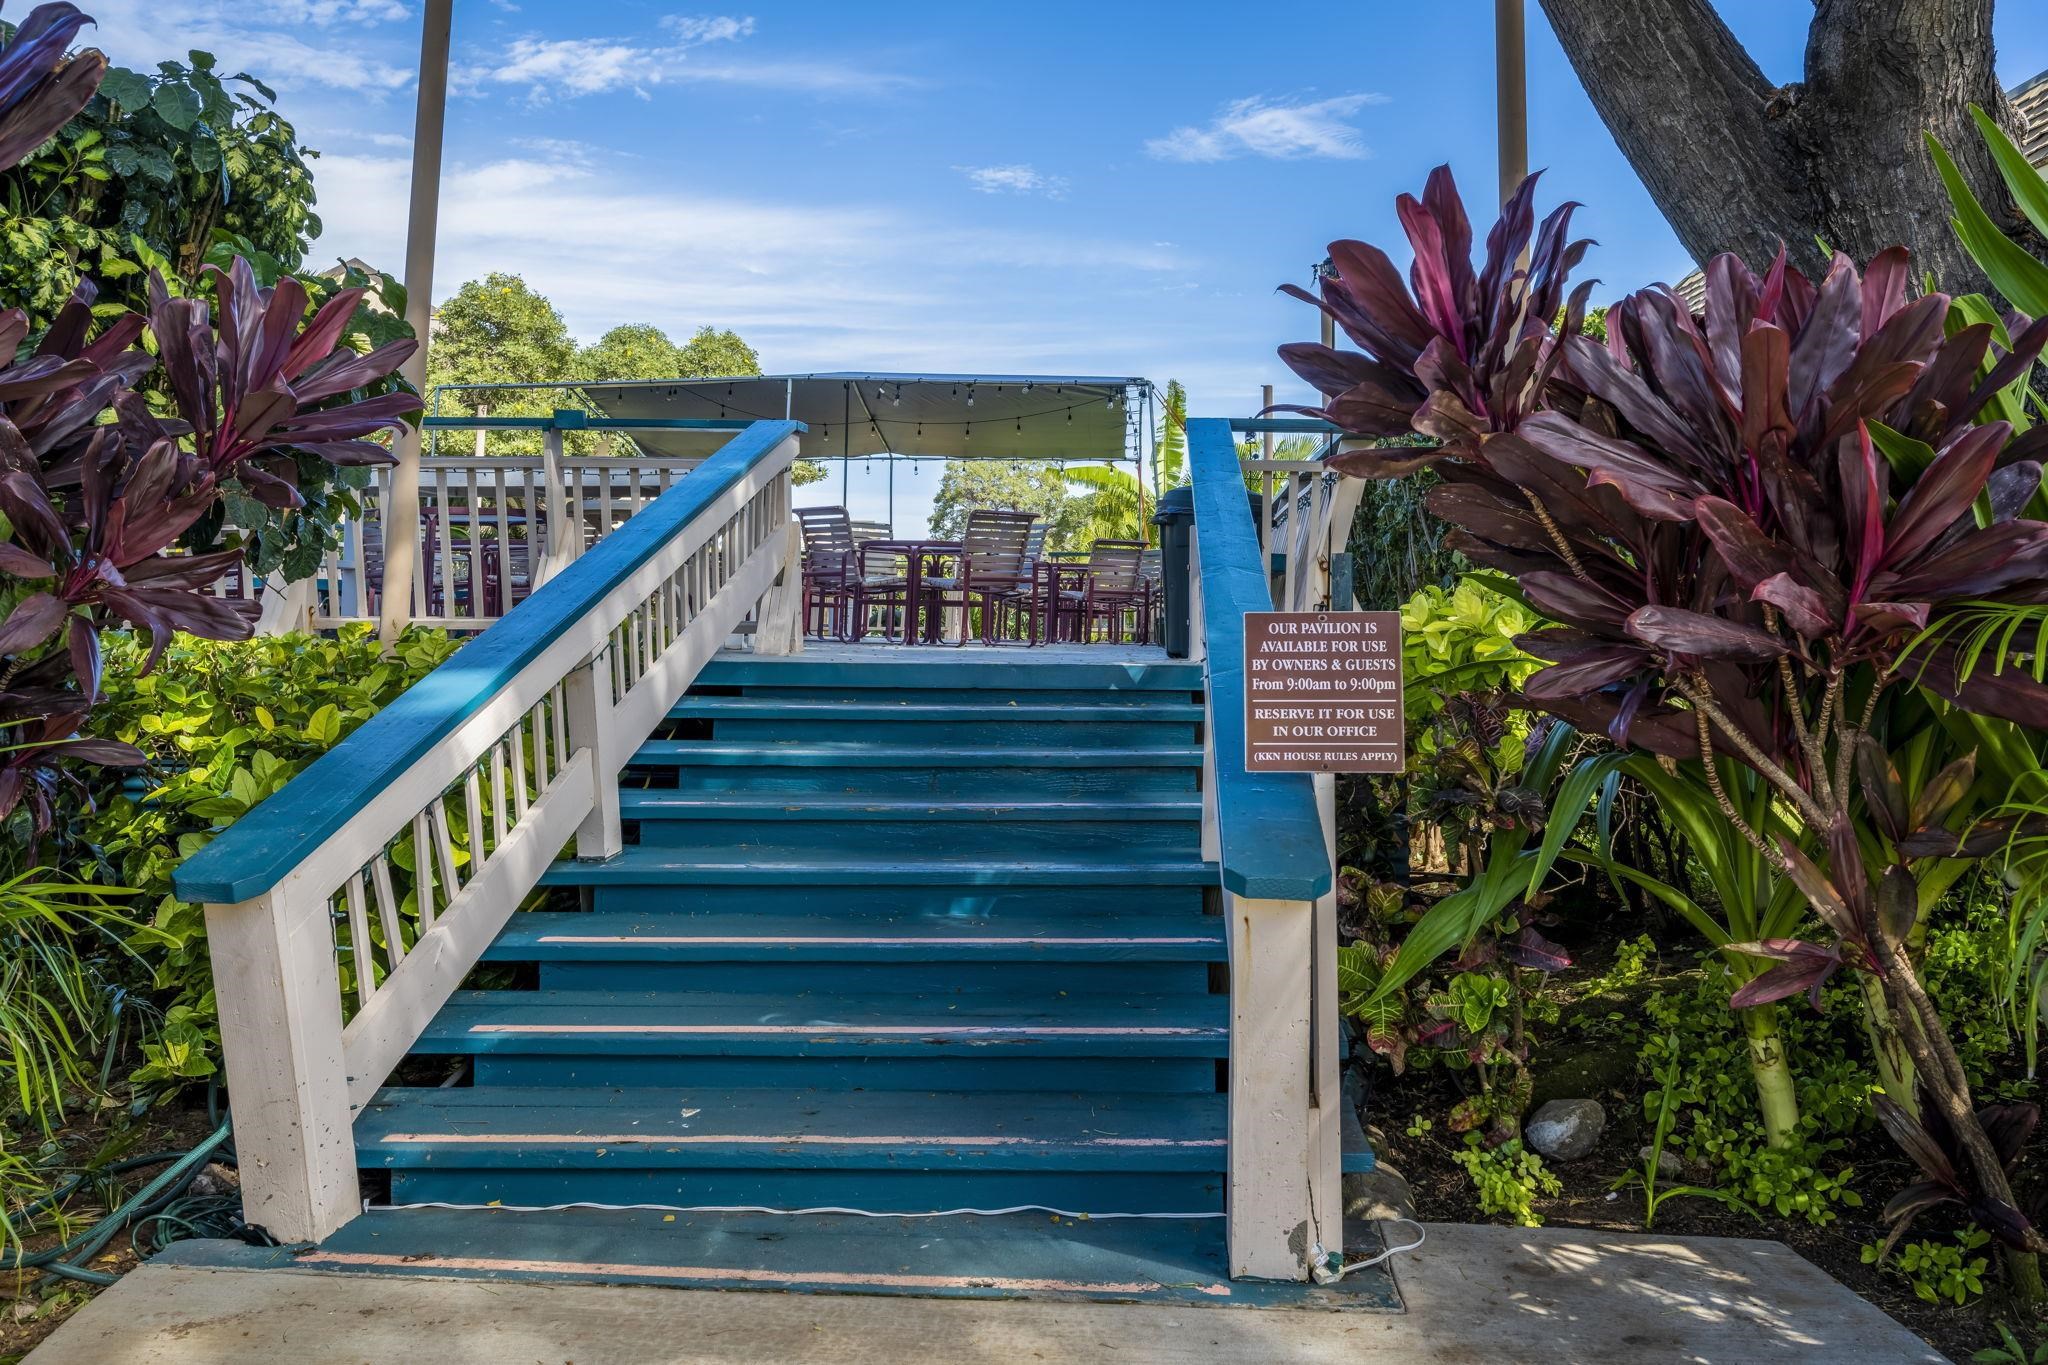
[171,421,804,1243]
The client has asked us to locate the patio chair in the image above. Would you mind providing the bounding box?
[796,505,864,639]
[920,508,1036,645]
[1050,539,1151,645]
[991,521,1049,641]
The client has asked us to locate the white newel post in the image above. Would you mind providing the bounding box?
[564,645,623,859]
[205,887,358,1244]
[1225,892,1338,1280]
[751,516,805,656]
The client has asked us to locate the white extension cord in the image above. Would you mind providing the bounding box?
[1310,1218,1427,1283]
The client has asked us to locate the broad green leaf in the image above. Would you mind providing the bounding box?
[1927,131,2048,315]
[1970,105,2048,241]
[99,67,154,110]
[1867,421,1938,483]
[307,703,341,745]
[151,82,203,132]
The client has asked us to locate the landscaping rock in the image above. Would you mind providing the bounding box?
[188,1163,240,1197]
[1344,1163,1418,1222]
[1525,1098,1606,1161]
[1637,1145,1684,1181]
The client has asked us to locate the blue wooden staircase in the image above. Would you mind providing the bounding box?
[169,417,1376,1302]
[354,653,1236,1225]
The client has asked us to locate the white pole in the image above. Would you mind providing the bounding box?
[380,0,454,647]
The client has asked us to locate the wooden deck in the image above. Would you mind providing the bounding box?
[745,639,1176,665]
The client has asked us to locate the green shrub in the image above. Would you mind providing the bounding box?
[1865,1229,1992,1306]
[83,627,460,1088]
[1452,1134,1560,1227]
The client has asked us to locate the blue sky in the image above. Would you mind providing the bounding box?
[75,1,2048,531]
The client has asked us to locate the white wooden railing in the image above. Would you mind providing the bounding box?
[1242,456,1366,614]
[171,421,804,1243]
[1186,418,1342,1281]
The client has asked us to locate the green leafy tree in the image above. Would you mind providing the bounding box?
[0,50,317,327]
[427,273,576,409]
[1064,379,1187,545]
[928,460,1088,550]
[675,324,760,378]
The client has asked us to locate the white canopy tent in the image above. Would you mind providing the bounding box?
[430,373,1152,463]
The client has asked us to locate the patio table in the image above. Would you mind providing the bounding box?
[1030,560,1091,644]
[856,539,962,644]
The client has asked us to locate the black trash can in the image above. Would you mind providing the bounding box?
[1153,488,1265,658]
[1153,487,1196,657]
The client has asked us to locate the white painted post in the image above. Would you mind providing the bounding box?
[751,517,805,656]
[378,0,453,648]
[253,573,315,637]
[204,888,358,1244]
[1225,892,1337,1281]
[562,647,622,859]
[535,427,575,588]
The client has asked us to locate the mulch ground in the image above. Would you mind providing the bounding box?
[1367,1060,2032,1364]
[0,1101,222,1365]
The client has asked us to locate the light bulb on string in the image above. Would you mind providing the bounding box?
[966,389,976,408]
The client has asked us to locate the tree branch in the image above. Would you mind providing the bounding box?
[1535,0,1813,271]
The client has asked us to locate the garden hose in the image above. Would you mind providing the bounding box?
[2,1119,235,1284]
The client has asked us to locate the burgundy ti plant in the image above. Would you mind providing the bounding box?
[0,3,418,833]
[1270,165,1595,475]
[1280,166,2048,1288]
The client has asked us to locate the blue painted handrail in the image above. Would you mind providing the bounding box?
[1186,417,1332,902]
[174,420,803,905]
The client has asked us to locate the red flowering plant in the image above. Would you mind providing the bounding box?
[1282,165,2048,1295]
[0,3,418,836]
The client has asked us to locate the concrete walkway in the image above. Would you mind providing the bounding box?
[25,1223,1944,1364]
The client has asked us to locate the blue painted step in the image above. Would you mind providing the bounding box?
[665,697,1202,746]
[695,656,1203,694]
[421,988,1227,1092]
[621,793,1198,856]
[540,851,1218,887]
[485,907,1222,994]
[357,1086,1225,1214]
[264,1206,1400,1308]
[626,743,1199,798]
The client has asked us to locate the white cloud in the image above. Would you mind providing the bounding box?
[454,16,911,101]
[310,149,1185,377]
[80,0,414,93]
[272,0,410,23]
[1145,93,1387,162]
[473,36,660,98]
[958,164,1068,198]
[660,15,756,44]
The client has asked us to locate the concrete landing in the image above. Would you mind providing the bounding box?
[24,1222,1944,1364]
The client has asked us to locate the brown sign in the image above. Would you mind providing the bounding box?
[1243,611,1404,773]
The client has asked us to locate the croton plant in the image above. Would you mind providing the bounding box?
[0,2,417,832]
[1283,166,2048,1281]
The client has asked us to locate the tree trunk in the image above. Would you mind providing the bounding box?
[1740,1001,1802,1148]
[1534,0,2027,296]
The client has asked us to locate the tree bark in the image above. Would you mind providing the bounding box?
[1535,0,2027,295]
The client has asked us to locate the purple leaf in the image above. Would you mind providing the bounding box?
[1503,925,1572,973]
[1626,605,1788,660]
[0,591,67,656]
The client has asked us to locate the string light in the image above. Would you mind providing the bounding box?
[966,388,976,408]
